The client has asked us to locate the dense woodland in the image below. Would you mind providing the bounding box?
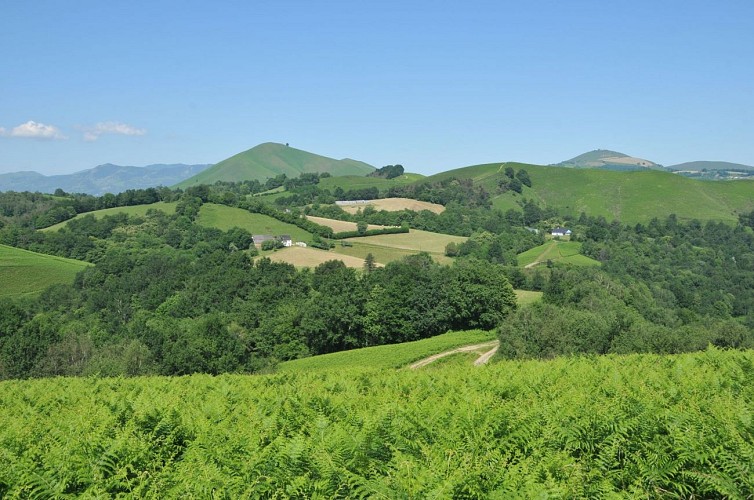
[2,172,754,379]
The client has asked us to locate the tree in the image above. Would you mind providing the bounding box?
[516,169,532,187]
[504,166,515,179]
[357,220,368,235]
[363,253,376,274]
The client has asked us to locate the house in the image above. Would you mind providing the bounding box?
[295,241,307,248]
[279,235,292,247]
[551,227,572,237]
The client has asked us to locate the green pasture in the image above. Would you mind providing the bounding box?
[517,240,600,268]
[0,244,91,299]
[195,203,312,242]
[41,202,177,232]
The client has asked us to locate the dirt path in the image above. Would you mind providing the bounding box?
[409,341,500,369]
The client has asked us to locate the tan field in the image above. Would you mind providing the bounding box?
[306,216,388,232]
[338,198,445,214]
[263,246,380,269]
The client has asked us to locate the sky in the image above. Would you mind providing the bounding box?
[1,0,753,176]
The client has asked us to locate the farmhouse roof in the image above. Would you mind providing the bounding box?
[252,235,276,244]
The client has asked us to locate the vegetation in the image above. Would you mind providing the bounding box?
[2,348,754,496]
[0,244,90,299]
[195,203,311,242]
[517,240,601,268]
[42,202,177,232]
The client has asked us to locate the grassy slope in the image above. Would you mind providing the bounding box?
[263,246,371,270]
[41,202,177,232]
[176,143,375,188]
[195,203,312,242]
[422,161,754,223]
[277,329,497,372]
[0,244,91,299]
[517,240,601,268]
[331,229,466,265]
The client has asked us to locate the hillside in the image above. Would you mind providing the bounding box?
[668,160,754,172]
[0,163,211,196]
[176,143,375,188]
[555,149,663,171]
[2,348,752,496]
[41,202,177,232]
[422,161,754,223]
[0,244,91,298]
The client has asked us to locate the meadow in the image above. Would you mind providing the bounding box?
[517,240,601,268]
[40,202,177,232]
[337,197,445,214]
[263,246,371,270]
[196,203,312,242]
[0,244,91,299]
[304,215,387,233]
[1,348,752,497]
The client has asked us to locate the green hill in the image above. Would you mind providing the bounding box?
[0,244,91,299]
[668,160,754,172]
[422,162,754,223]
[195,203,312,242]
[555,149,663,171]
[41,202,177,232]
[176,143,375,188]
[517,240,600,268]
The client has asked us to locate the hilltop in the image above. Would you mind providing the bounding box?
[420,161,754,223]
[668,160,754,172]
[176,142,374,188]
[554,149,663,171]
[0,163,211,196]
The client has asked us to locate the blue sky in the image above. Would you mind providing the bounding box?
[1,0,753,175]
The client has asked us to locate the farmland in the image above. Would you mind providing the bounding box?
[1,348,752,497]
[263,245,374,269]
[337,197,445,214]
[0,244,91,298]
[517,240,601,268]
[304,215,387,233]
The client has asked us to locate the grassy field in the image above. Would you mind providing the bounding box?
[277,329,497,372]
[337,197,444,214]
[304,215,387,233]
[517,240,601,268]
[331,240,432,265]
[420,161,754,223]
[2,348,752,496]
[196,203,312,242]
[0,244,91,299]
[514,289,543,306]
[41,202,177,232]
[318,173,424,192]
[262,246,374,269]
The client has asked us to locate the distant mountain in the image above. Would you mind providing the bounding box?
[0,163,212,196]
[555,149,664,171]
[176,142,375,188]
[667,161,754,172]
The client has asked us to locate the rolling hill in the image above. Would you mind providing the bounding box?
[667,160,754,172]
[0,163,211,196]
[0,244,91,298]
[555,149,663,171]
[176,142,375,188]
[421,161,754,223]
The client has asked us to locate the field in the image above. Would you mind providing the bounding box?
[41,202,177,232]
[421,161,754,223]
[318,173,424,192]
[329,229,466,265]
[0,244,91,299]
[517,240,601,268]
[262,246,374,269]
[1,348,752,496]
[304,215,387,233]
[196,203,311,242]
[278,329,496,372]
[337,197,445,214]
[514,289,543,306]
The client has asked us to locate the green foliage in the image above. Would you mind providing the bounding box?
[2,349,754,496]
[0,244,91,299]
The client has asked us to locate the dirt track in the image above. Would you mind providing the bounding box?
[409,341,500,369]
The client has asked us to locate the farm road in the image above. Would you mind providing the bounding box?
[409,341,500,369]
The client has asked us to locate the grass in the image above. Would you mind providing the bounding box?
[41,202,177,232]
[175,142,375,188]
[262,246,374,269]
[318,173,424,192]
[277,329,497,372]
[196,203,312,242]
[515,289,543,306]
[304,215,388,232]
[421,161,754,224]
[517,240,601,268]
[331,241,429,265]
[0,244,91,299]
[332,229,466,265]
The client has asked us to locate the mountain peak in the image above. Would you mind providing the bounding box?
[556,149,662,171]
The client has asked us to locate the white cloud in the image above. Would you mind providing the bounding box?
[83,121,146,142]
[5,120,67,140]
